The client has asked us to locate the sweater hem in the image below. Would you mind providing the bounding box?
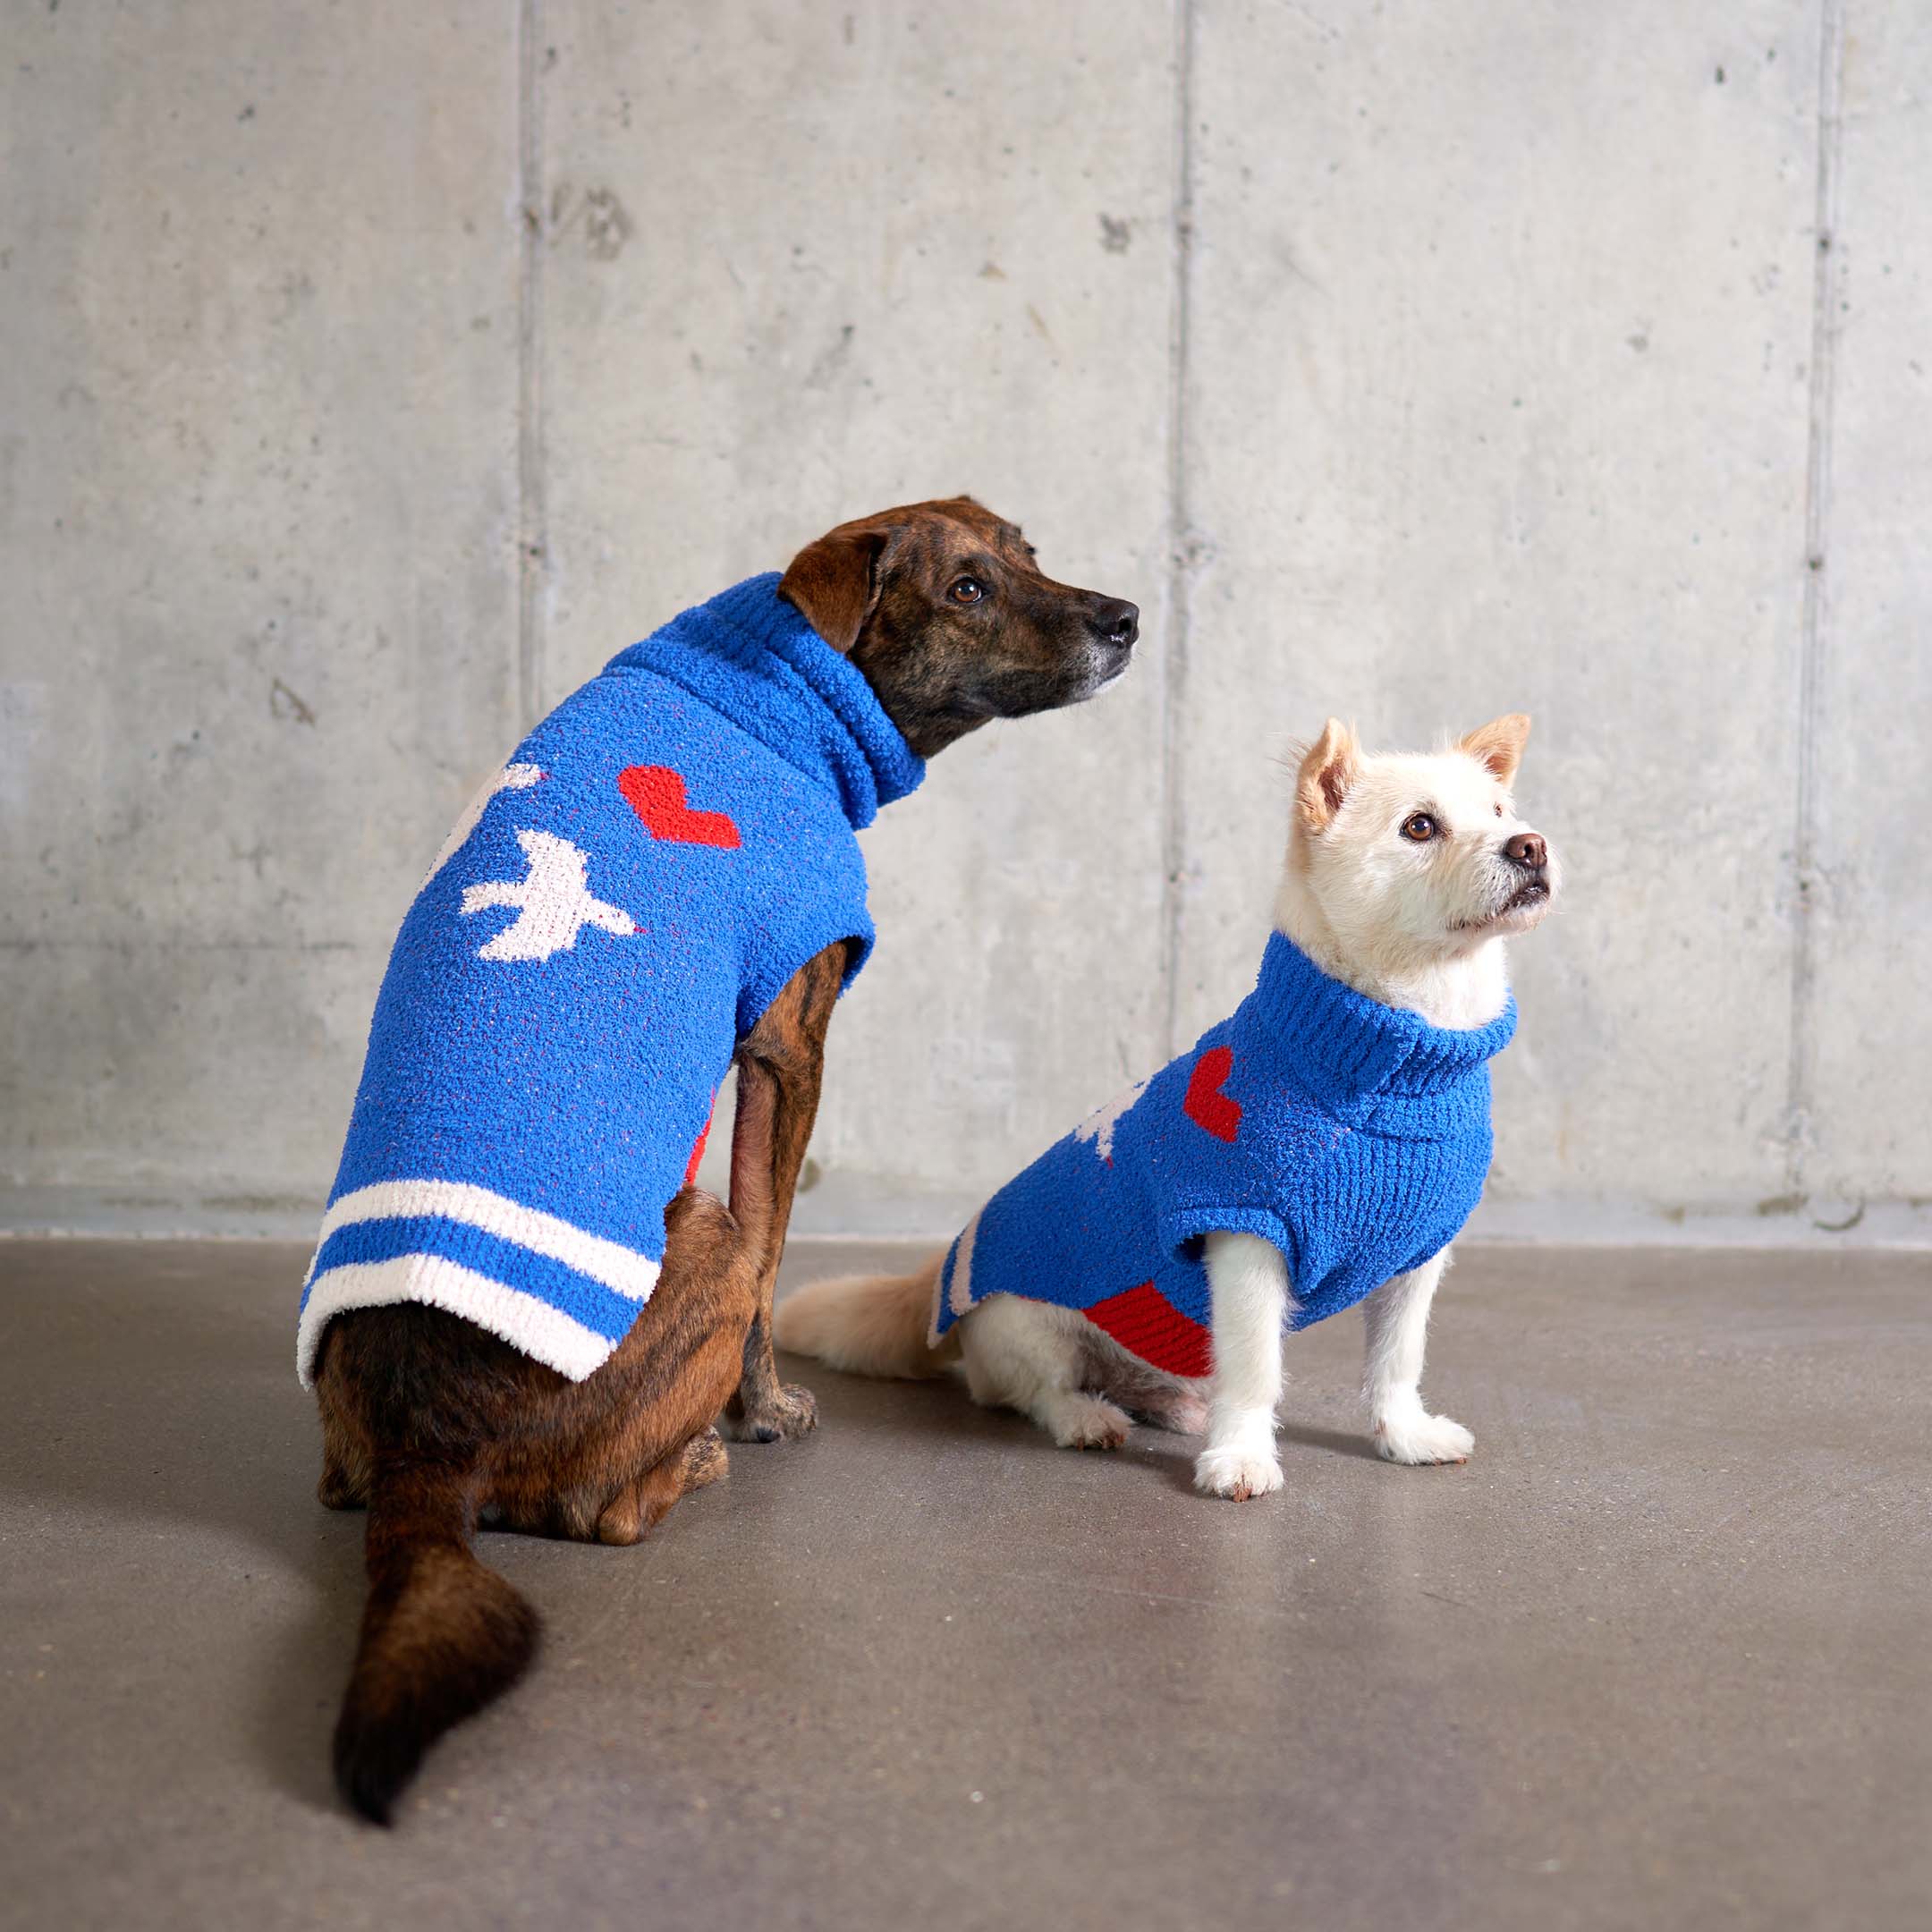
[297,1253,618,1386]
[295,1178,663,1385]
[736,915,877,1037]
[1158,1203,1295,1269]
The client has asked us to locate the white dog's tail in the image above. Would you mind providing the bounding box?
[774,1254,958,1380]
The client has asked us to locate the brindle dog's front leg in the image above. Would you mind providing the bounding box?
[718,940,849,1442]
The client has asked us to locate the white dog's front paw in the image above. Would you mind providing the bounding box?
[1374,1411,1474,1465]
[1193,1443,1284,1501]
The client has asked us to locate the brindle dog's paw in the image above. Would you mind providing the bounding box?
[723,1382,819,1443]
[682,1425,730,1489]
[596,1489,648,1546]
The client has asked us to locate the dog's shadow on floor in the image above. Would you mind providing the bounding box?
[0,1255,374,1814]
[787,1350,1385,1489]
[0,1261,1388,1818]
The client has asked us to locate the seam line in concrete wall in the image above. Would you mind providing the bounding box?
[1159,0,1199,1062]
[1785,0,1847,1195]
[516,0,548,729]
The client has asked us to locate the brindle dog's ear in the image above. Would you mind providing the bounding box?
[777,522,901,653]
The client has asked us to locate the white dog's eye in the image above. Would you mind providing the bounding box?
[1401,812,1438,843]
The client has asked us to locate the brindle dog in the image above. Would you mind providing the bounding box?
[313,496,1138,1822]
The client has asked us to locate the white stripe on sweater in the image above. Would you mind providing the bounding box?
[948,1208,981,1318]
[306,1178,661,1301]
[296,1252,615,1387]
[928,1208,983,1349]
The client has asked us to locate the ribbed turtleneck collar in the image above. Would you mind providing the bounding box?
[1237,931,1516,1127]
[606,573,926,829]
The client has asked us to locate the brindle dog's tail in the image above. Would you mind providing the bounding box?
[333,1454,538,1826]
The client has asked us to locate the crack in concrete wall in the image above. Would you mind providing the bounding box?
[1160,0,1199,1063]
[517,0,549,730]
[1784,0,1847,1197]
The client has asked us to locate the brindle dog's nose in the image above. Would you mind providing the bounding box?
[1090,598,1140,651]
[1504,832,1547,871]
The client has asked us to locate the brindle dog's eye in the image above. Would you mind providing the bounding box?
[948,577,986,606]
[1401,812,1438,843]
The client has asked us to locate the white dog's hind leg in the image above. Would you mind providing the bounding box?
[1362,1249,1472,1464]
[1194,1231,1290,1500]
[959,1295,1131,1450]
[1124,1380,1211,1436]
[1073,1324,1208,1435]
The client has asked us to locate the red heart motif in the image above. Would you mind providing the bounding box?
[1183,1045,1241,1143]
[618,765,741,850]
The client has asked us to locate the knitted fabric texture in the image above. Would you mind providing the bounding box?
[297,573,924,1386]
[931,934,1517,1378]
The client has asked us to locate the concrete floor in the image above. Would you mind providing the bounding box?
[1,1241,1927,1931]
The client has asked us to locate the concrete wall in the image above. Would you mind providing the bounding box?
[4,2,1926,1243]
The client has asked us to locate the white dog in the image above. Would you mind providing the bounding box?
[775,716,1559,1497]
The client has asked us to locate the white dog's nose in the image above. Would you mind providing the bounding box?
[1504,832,1547,871]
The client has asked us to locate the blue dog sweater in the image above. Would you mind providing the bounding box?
[297,574,924,1385]
[931,934,1517,1378]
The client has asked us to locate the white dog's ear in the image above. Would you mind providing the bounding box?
[1460,713,1531,786]
[1295,717,1360,833]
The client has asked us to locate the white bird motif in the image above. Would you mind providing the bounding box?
[423,760,545,888]
[1072,1076,1148,1165]
[460,828,637,963]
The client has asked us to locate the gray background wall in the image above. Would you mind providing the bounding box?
[3,2,1927,1244]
